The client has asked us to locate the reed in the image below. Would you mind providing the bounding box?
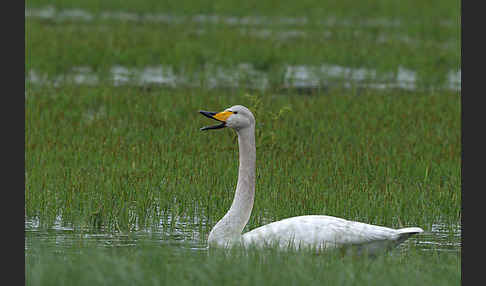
[25,86,461,236]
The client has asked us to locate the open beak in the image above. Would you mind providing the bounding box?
[199,110,234,131]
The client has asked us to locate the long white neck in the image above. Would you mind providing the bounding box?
[208,125,256,246]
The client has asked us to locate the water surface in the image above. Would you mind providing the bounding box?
[25,215,460,254]
[25,64,461,92]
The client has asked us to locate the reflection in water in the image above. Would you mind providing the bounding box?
[25,216,460,253]
[413,223,461,252]
[25,215,208,254]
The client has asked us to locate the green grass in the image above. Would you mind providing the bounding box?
[26,0,460,88]
[25,86,461,234]
[25,1,461,284]
[25,242,460,286]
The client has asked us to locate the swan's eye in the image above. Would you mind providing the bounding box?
[233,111,238,114]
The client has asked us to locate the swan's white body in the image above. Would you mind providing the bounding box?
[200,105,422,253]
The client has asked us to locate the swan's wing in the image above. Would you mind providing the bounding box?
[241,215,403,249]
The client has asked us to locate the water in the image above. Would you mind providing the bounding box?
[25,215,461,254]
[415,222,462,252]
[25,215,208,256]
[26,6,456,28]
[25,64,461,92]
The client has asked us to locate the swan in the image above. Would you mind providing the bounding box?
[199,105,423,254]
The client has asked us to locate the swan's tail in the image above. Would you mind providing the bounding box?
[395,227,423,244]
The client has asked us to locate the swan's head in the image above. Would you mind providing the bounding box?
[199,105,255,131]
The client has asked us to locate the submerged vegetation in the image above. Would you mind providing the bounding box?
[26,243,461,286]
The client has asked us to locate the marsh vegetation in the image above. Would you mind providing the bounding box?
[25,0,460,285]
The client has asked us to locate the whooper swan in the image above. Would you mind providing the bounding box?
[199,105,423,254]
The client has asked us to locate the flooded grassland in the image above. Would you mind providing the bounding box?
[26,1,460,285]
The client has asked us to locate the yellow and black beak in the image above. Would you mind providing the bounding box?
[199,110,234,131]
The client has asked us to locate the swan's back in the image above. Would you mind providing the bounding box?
[241,215,422,253]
